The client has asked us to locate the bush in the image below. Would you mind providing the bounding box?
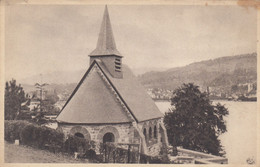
[5,120,64,152]
[63,135,93,155]
[19,124,34,146]
[4,120,32,142]
[43,127,64,150]
[140,153,150,163]
[5,120,98,156]
[85,149,97,159]
[149,155,170,164]
[19,123,64,151]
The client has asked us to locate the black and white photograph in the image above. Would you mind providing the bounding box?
[1,1,259,165]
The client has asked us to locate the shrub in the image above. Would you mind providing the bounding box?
[140,154,150,163]
[20,123,64,151]
[63,135,92,155]
[5,120,64,152]
[43,127,64,150]
[4,120,32,142]
[20,124,35,146]
[84,149,97,159]
[149,155,170,164]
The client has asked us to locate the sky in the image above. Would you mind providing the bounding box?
[5,5,257,81]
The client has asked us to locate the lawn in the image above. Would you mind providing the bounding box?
[5,142,90,163]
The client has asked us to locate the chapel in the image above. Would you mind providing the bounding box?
[56,6,169,156]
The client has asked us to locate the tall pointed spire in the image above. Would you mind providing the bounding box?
[89,6,122,57]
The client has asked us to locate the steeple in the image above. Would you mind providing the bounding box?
[89,6,122,57]
[89,6,123,79]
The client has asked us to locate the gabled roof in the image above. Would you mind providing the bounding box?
[97,61,164,122]
[56,60,163,124]
[89,6,122,57]
[56,61,132,124]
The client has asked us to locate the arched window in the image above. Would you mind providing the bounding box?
[103,132,115,143]
[75,132,84,138]
[149,127,152,139]
[143,128,147,138]
[154,125,157,139]
[70,126,91,140]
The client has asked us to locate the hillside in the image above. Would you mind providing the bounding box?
[138,53,257,91]
[19,67,167,85]
[5,142,89,163]
[20,53,257,98]
[20,70,86,85]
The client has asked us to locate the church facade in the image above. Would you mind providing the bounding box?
[56,6,169,156]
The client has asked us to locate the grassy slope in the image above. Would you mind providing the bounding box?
[4,142,89,163]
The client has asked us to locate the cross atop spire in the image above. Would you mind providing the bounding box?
[89,6,122,57]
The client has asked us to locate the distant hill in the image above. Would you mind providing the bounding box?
[138,53,257,91]
[20,70,86,85]
[19,67,167,85]
[20,53,257,95]
[21,83,77,96]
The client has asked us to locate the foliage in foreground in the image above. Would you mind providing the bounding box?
[164,83,229,156]
[4,120,94,154]
[5,79,28,120]
[5,120,64,151]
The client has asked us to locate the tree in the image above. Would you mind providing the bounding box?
[164,83,229,156]
[5,79,27,120]
[41,91,60,114]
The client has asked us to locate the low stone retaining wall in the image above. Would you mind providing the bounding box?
[168,147,228,164]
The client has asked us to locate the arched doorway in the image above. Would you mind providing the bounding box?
[74,132,85,154]
[103,132,115,143]
[75,132,84,138]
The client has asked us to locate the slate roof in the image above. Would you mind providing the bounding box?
[89,6,122,57]
[97,61,164,122]
[56,60,163,124]
[56,62,132,124]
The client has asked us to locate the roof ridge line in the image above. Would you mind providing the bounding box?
[56,61,98,120]
[95,61,139,123]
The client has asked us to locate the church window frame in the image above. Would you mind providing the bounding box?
[143,128,147,138]
[149,127,152,139]
[154,125,157,139]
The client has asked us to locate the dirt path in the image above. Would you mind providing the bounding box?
[5,142,89,163]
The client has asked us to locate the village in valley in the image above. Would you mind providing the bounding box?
[18,71,257,126]
[146,82,257,101]
[4,4,257,165]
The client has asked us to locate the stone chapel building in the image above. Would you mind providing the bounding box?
[56,6,169,156]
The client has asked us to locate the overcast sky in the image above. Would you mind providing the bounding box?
[5,5,257,81]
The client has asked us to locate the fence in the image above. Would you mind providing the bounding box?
[99,142,140,163]
[98,142,169,164]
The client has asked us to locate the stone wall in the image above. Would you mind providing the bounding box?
[58,123,134,143]
[58,122,136,153]
[176,147,228,164]
[57,118,168,156]
[137,118,168,156]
